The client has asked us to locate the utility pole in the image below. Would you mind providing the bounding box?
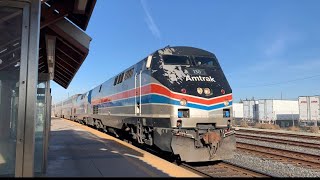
[292,112,294,127]
[273,111,275,125]
[233,110,235,121]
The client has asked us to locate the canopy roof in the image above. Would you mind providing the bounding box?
[39,0,97,88]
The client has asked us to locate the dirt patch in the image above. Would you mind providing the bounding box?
[310,126,319,133]
[287,126,300,132]
[254,123,280,130]
[240,120,249,128]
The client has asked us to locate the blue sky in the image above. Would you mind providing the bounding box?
[51,0,320,104]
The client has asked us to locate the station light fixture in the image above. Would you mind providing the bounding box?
[74,0,88,14]
[46,35,56,80]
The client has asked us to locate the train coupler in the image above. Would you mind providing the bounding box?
[202,131,221,159]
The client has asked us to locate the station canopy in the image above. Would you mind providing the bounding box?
[39,0,97,88]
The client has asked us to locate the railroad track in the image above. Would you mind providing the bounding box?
[235,129,320,170]
[237,129,320,141]
[236,133,320,150]
[180,161,272,177]
[236,142,320,170]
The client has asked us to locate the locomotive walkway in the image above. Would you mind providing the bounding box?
[45,118,200,177]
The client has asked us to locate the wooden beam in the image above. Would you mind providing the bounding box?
[40,0,73,29]
[55,62,74,77]
[0,11,22,24]
[55,55,77,71]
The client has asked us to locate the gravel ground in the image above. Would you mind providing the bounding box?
[224,152,320,177]
[236,132,320,145]
[236,138,320,156]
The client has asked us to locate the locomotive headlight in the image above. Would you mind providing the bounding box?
[224,100,229,106]
[197,87,203,94]
[204,88,211,95]
[180,99,187,106]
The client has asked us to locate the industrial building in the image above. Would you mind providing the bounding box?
[258,99,299,124]
[233,99,300,127]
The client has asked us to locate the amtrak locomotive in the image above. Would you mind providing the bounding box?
[53,46,236,162]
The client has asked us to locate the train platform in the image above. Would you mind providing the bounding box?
[45,118,200,177]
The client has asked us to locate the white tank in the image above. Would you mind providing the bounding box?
[299,96,320,122]
[242,100,259,121]
[258,99,299,123]
[232,103,243,119]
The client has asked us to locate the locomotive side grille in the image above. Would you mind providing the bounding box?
[93,105,98,114]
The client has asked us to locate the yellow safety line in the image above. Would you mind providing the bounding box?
[61,119,201,177]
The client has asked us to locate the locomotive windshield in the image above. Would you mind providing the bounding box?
[162,55,191,65]
[193,56,219,68]
[162,55,219,68]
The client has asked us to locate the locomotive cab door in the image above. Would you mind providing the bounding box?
[135,70,142,115]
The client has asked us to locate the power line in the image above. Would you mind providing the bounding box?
[237,74,320,88]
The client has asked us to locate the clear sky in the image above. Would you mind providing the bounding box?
[51,0,320,104]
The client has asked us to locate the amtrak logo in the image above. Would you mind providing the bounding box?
[185,75,216,82]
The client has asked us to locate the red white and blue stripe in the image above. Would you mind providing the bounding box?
[91,83,232,111]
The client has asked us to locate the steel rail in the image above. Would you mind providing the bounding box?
[237,129,320,141]
[180,161,272,177]
[236,133,320,150]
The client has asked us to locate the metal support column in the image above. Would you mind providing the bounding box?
[22,0,40,177]
[12,0,41,177]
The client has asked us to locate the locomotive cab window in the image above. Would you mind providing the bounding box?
[194,57,219,68]
[162,55,191,65]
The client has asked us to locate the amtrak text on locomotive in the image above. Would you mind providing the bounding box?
[185,75,216,82]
